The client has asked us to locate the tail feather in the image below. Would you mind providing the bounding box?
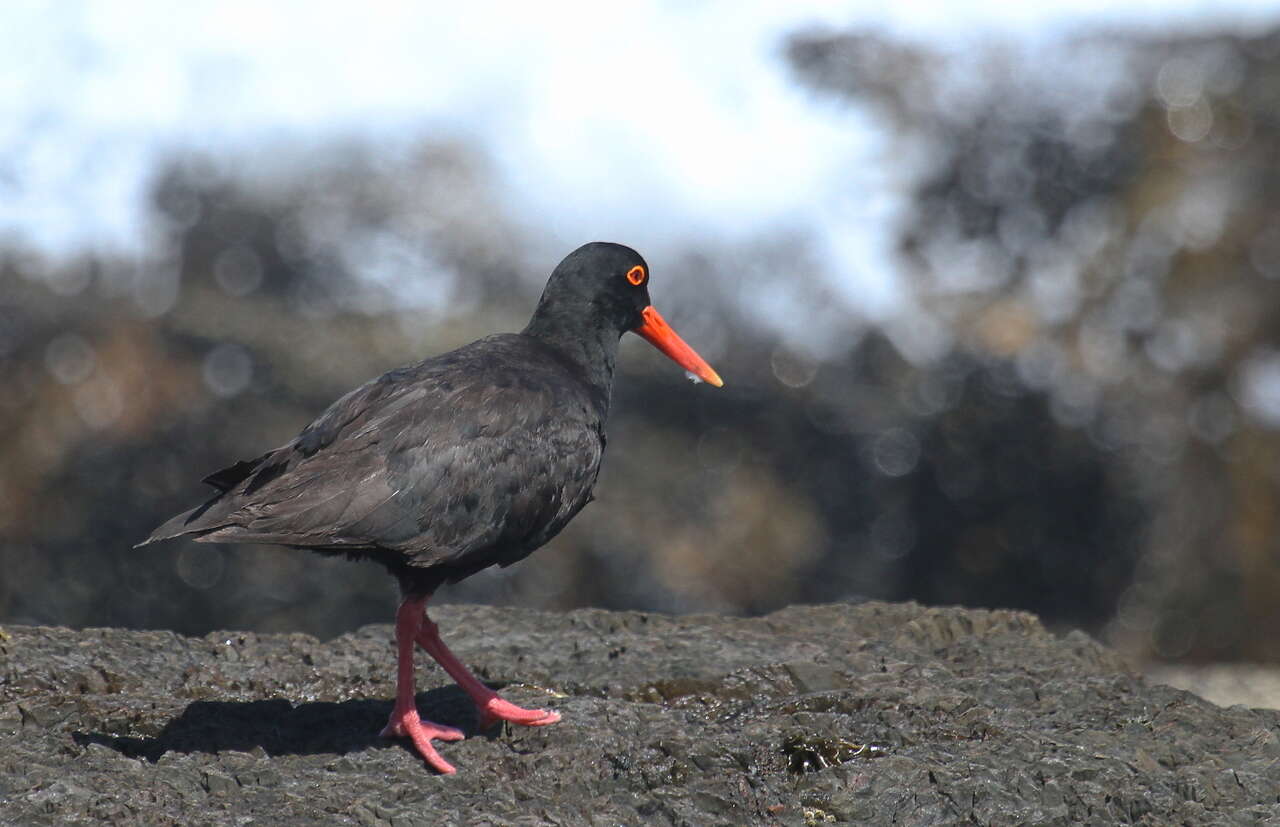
[134,494,232,548]
[135,507,204,547]
[135,451,282,548]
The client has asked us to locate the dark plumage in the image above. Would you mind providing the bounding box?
[139,241,722,773]
[146,335,607,595]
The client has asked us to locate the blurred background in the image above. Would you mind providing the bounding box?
[5,0,1280,672]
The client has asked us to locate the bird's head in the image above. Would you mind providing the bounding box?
[531,242,723,387]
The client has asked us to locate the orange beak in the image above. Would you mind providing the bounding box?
[632,306,724,388]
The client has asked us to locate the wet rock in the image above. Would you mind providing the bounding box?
[1,601,1278,824]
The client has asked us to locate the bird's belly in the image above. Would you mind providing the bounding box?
[392,450,597,568]
[495,472,595,558]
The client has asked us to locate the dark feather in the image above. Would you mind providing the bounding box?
[139,334,607,589]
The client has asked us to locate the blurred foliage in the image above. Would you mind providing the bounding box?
[789,25,1280,661]
[3,22,1280,664]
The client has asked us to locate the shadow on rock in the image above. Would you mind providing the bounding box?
[72,685,479,762]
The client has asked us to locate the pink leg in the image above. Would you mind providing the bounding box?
[379,596,465,774]
[415,612,561,731]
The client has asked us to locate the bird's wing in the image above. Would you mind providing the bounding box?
[147,337,605,568]
[138,365,420,545]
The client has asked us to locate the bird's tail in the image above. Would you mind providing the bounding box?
[133,504,217,548]
[134,452,277,548]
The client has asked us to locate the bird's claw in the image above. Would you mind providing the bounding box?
[476,696,562,731]
[381,709,465,774]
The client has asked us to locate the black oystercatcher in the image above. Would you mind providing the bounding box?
[138,242,722,774]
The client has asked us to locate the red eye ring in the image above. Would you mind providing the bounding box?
[626,265,646,286]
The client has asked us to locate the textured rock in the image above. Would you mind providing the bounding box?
[2,602,1278,825]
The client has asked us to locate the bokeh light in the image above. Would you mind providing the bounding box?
[2,3,1280,672]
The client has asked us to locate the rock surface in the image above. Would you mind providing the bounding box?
[2,601,1278,825]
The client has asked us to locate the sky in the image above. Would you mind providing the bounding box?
[3,0,1278,319]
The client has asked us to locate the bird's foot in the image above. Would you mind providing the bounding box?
[476,696,562,731]
[380,709,465,774]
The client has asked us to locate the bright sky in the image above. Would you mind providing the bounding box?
[3,0,1277,318]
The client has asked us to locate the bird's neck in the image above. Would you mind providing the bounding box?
[522,311,621,396]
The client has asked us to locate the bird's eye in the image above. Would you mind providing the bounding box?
[626,265,646,286]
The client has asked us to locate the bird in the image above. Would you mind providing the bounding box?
[138,241,723,774]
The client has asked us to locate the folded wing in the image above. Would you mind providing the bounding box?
[139,336,605,571]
